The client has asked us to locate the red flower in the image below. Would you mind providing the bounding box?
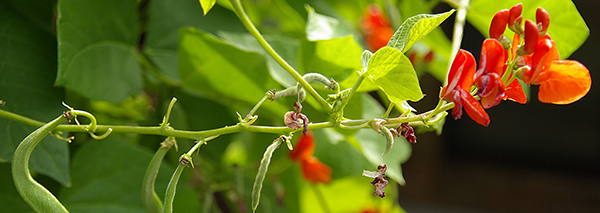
[442,50,490,126]
[475,39,527,109]
[521,36,591,104]
[289,132,332,184]
[361,5,393,51]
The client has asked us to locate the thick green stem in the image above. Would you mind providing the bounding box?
[228,0,331,111]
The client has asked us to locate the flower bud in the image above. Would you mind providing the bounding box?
[508,4,523,33]
[536,7,550,34]
[523,20,539,54]
[489,9,509,39]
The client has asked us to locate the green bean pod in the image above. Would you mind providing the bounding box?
[12,114,68,213]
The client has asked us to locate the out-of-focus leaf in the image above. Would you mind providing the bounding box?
[313,129,371,179]
[305,6,353,41]
[388,10,455,52]
[0,163,33,212]
[60,138,200,213]
[300,177,405,213]
[56,0,142,103]
[0,2,70,186]
[364,47,423,103]
[219,32,299,87]
[199,0,217,15]
[178,28,287,115]
[145,0,243,82]
[467,0,588,57]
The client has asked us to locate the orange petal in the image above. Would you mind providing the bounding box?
[505,79,527,104]
[290,132,315,161]
[300,157,331,184]
[537,60,591,104]
[477,39,506,76]
[459,89,490,126]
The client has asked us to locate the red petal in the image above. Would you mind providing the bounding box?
[290,132,315,161]
[459,89,490,126]
[445,50,476,97]
[536,7,550,33]
[300,157,332,184]
[477,39,507,77]
[537,60,591,104]
[505,79,527,104]
[489,9,509,39]
[523,20,539,54]
[528,37,559,84]
[508,3,523,26]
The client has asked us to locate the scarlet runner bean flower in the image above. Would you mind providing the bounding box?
[289,132,331,183]
[442,4,591,126]
[361,5,393,51]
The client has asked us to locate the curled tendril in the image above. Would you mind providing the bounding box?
[62,102,113,140]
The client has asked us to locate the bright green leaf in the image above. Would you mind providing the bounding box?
[56,0,142,103]
[179,28,287,115]
[0,2,70,186]
[305,6,353,41]
[306,35,363,82]
[60,138,200,213]
[467,0,589,57]
[388,10,455,52]
[365,47,423,103]
[199,0,217,15]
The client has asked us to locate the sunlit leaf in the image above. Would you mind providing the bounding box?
[199,0,217,15]
[305,5,353,41]
[388,10,455,53]
[364,47,423,103]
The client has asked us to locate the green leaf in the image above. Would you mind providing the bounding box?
[0,2,70,186]
[56,0,142,103]
[178,28,287,115]
[305,6,353,41]
[388,10,455,52]
[219,32,299,87]
[60,138,200,213]
[145,0,243,82]
[305,35,363,83]
[199,0,217,15]
[252,139,281,212]
[0,163,33,212]
[364,47,423,103]
[467,0,589,57]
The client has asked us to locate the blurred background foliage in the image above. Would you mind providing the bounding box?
[0,0,596,212]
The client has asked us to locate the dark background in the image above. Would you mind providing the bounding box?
[399,1,600,212]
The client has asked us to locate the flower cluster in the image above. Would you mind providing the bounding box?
[289,132,331,183]
[361,5,393,51]
[442,4,591,126]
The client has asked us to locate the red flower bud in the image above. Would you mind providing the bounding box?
[489,9,509,39]
[508,3,523,25]
[523,20,539,54]
[536,7,550,33]
[508,3,523,33]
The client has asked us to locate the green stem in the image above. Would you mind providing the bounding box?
[0,102,453,141]
[444,0,470,85]
[229,0,331,111]
[245,94,269,119]
[383,103,394,118]
[161,98,178,128]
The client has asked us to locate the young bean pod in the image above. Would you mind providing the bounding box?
[12,114,68,213]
